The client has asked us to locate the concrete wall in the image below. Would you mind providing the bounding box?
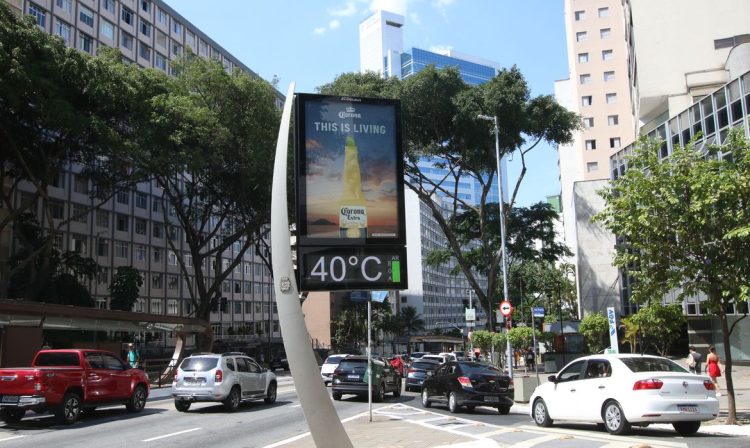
[0,327,44,368]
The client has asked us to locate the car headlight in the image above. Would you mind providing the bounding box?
[333,379,340,384]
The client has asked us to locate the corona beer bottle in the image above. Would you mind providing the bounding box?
[339,135,368,238]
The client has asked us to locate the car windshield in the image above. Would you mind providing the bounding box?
[620,357,687,373]
[180,357,219,372]
[458,362,502,375]
[337,360,368,372]
[422,356,443,362]
[35,352,80,366]
[324,355,347,365]
[412,361,438,370]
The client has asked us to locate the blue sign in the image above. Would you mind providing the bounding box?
[532,306,545,318]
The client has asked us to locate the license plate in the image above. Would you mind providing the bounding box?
[484,396,499,403]
[1,396,18,403]
[347,375,360,380]
[678,405,698,413]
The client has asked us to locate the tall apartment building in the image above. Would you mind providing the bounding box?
[359,10,510,332]
[4,0,282,348]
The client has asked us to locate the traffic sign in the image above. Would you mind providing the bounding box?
[532,306,545,318]
[499,300,513,317]
[465,308,476,322]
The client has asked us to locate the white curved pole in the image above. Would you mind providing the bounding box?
[271,82,353,448]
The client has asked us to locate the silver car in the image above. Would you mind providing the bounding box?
[172,352,277,412]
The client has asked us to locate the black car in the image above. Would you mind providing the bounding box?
[420,361,514,414]
[269,355,289,371]
[332,356,401,402]
[405,359,440,392]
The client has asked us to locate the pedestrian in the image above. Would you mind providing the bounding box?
[126,343,139,369]
[526,347,536,371]
[705,346,723,396]
[685,345,702,374]
[389,355,405,377]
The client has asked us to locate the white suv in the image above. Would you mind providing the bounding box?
[172,352,277,412]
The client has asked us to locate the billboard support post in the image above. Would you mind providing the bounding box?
[272,83,353,448]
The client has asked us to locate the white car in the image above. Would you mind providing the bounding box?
[422,354,451,364]
[530,354,719,436]
[321,354,350,386]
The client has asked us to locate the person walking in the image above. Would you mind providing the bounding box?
[686,345,702,374]
[705,346,723,396]
[126,343,140,369]
[526,347,536,371]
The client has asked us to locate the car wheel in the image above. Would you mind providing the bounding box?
[174,400,191,412]
[421,389,431,408]
[533,398,553,427]
[0,408,25,424]
[223,386,241,412]
[264,382,277,404]
[393,379,402,397]
[373,383,384,402]
[673,421,701,436]
[126,385,147,412]
[332,391,342,401]
[448,392,460,413]
[603,400,630,435]
[55,392,82,425]
[497,406,510,415]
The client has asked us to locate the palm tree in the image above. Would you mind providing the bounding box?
[399,306,425,355]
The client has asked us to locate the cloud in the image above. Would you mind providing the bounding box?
[432,0,455,7]
[328,2,358,17]
[313,27,326,35]
[329,19,341,30]
[368,0,409,16]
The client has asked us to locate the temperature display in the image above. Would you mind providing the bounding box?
[299,247,407,291]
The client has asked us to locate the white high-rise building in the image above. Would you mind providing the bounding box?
[358,10,404,77]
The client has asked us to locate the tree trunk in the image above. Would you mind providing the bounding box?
[196,326,214,353]
[718,311,737,425]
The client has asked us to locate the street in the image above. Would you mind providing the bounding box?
[0,376,747,448]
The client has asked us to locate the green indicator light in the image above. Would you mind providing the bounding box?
[391,260,401,282]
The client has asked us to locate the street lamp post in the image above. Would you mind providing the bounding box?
[465,289,474,357]
[478,114,512,379]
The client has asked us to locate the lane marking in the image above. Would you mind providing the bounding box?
[142,427,201,442]
[518,425,688,448]
[0,436,25,443]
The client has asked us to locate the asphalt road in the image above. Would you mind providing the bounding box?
[0,381,747,448]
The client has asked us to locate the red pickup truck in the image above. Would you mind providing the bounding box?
[0,349,150,425]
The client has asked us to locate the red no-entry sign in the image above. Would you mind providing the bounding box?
[499,300,513,317]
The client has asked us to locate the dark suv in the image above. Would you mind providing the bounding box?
[332,356,401,402]
[421,361,514,414]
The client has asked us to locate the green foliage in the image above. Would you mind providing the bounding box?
[109,267,143,312]
[579,312,609,353]
[620,316,639,352]
[507,327,537,349]
[470,330,493,353]
[629,303,685,357]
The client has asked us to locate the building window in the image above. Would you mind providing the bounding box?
[185,31,195,49]
[73,174,88,194]
[116,214,129,232]
[153,248,161,262]
[173,20,182,35]
[579,74,591,84]
[101,20,115,40]
[156,30,167,48]
[198,39,208,56]
[583,117,594,129]
[121,32,134,50]
[152,273,162,289]
[172,42,182,57]
[152,198,160,213]
[603,71,615,82]
[79,6,94,27]
[598,7,609,18]
[244,281,251,293]
[56,0,72,14]
[233,281,241,294]
[586,162,599,173]
[115,241,128,258]
[79,33,93,54]
[116,190,129,204]
[184,254,192,267]
[608,115,619,126]
[575,31,587,42]
[152,223,163,238]
[141,0,150,13]
[157,8,167,24]
[54,19,71,45]
[140,20,151,37]
[610,137,621,148]
[50,200,65,219]
[168,275,178,290]
[585,139,597,150]
[96,210,109,227]
[168,250,178,266]
[121,6,134,25]
[577,52,588,64]
[139,42,151,61]
[600,28,611,39]
[606,92,617,104]
[581,95,592,107]
[222,281,231,293]
[167,299,178,315]
[574,10,585,21]
[602,49,614,60]
[135,244,146,261]
[102,0,115,14]
[97,238,109,257]
[155,53,167,71]
[135,218,146,235]
[72,204,88,223]
[133,192,146,209]
[29,3,46,28]
[98,267,109,285]
[168,226,178,241]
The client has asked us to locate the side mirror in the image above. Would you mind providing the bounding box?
[547,375,558,383]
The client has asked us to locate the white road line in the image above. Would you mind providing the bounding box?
[0,436,25,443]
[517,425,688,448]
[142,427,201,442]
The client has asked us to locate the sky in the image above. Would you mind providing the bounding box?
[163,0,571,207]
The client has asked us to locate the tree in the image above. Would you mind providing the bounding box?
[0,5,146,297]
[131,54,280,349]
[629,303,685,357]
[620,316,639,353]
[578,312,609,353]
[507,326,537,350]
[595,133,750,424]
[109,267,144,311]
[399,306,425,354]
[318,66,578,330]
